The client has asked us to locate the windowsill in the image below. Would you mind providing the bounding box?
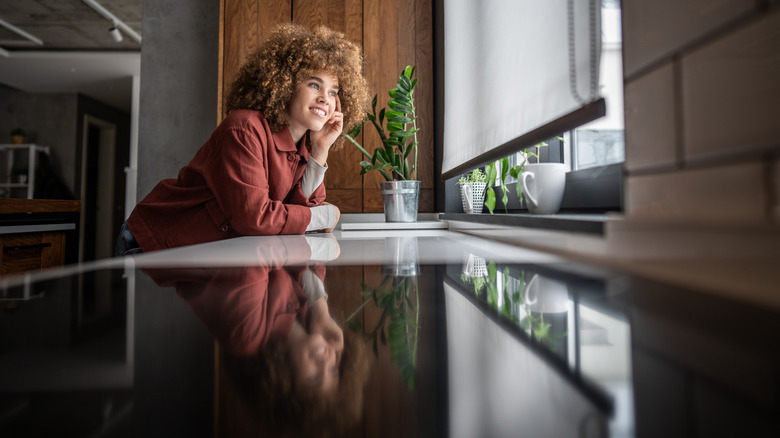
[440,212,606,236]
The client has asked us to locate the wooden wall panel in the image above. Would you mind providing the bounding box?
[221,0,434,213]
[221,0,291,117]
[362,0,434,212]
[326,188,363,213]
[295,0,366,195]
[414,0,434,193]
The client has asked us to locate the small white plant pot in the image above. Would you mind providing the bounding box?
[460,182,487,214]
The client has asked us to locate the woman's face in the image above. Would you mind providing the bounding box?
[289,330,342,394]
[287,71,340,143]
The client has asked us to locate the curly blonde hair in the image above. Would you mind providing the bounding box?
[226,23,370,149]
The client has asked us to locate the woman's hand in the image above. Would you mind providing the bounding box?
[309,95,343,165]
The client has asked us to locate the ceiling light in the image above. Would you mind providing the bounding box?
[109,26,123,42]
[82,0,141,44]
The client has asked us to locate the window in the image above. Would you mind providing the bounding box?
[570,1,624,171]
[486,1,624,212]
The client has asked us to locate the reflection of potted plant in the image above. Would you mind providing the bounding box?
[10,128,27,144]
[346,274,419,390]
[457,168,487,214]
[466,261,567,351]
[345,66,421,222]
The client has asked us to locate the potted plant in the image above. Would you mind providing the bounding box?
[10,128,27,144]
[483,138,561,214]
[345,65,420,222]
[457,168,487,214]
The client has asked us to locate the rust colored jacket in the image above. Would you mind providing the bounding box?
[127,110,325,252]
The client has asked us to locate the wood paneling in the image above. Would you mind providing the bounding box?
[0,199,80,213]
[326,188,362,213]
[221,0,292,116]
[221,0,434,213]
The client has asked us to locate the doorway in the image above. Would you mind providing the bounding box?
[78,115,120,328]
[80,115,118,263]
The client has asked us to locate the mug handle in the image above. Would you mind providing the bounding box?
[523,273,539,305]
[521,172,538,208]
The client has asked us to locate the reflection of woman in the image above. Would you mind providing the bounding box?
[145,263,369,436]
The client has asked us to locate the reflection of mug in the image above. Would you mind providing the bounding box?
[521,163,566,214]
[523,273,569,313]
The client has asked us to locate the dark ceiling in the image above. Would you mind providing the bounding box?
[0,0,143,112]
[0,0,142,52]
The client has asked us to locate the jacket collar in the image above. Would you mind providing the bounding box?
[272,127,312,160]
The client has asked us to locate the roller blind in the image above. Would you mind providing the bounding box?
[442,0,604,178]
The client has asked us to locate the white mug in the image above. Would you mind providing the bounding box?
[521,163,566,214]
[523,273,569,313]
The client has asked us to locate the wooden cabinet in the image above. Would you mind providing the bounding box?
[0,199,80,275]
[1,230,67,275]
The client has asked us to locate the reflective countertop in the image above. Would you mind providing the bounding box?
[1,230,778,437]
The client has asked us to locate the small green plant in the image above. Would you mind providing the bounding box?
[10,128,26,137]
[457,168,487,185]
[345,65,419,181]
[483,137,563,213]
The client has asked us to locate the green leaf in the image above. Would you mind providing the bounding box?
[485,187,496,214]
[392,95,412,107]
[388,115,413,124]
[375,148,389,163]
[389,101,412,112]
[399,75,412,93]
[390,130,414,139]
[387,122,404,132]
[500,157,509,212]
[485,162,496,186]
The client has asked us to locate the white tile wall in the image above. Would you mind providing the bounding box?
[682,10,780,161]
[622,0,755,77]
[625,161,768,226]
[624,62,678,172]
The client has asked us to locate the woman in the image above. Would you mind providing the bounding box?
[116,23,370,255]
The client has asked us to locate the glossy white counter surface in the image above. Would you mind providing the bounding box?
[130,229,565,268]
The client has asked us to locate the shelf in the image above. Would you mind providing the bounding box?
[0,144,50,199]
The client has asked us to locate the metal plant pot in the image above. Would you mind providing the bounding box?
[380,180,420,222]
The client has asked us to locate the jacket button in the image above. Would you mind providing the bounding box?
[220,224,229,232]
[287,154,295,162]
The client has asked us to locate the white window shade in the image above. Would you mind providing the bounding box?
[442,0,605,178]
